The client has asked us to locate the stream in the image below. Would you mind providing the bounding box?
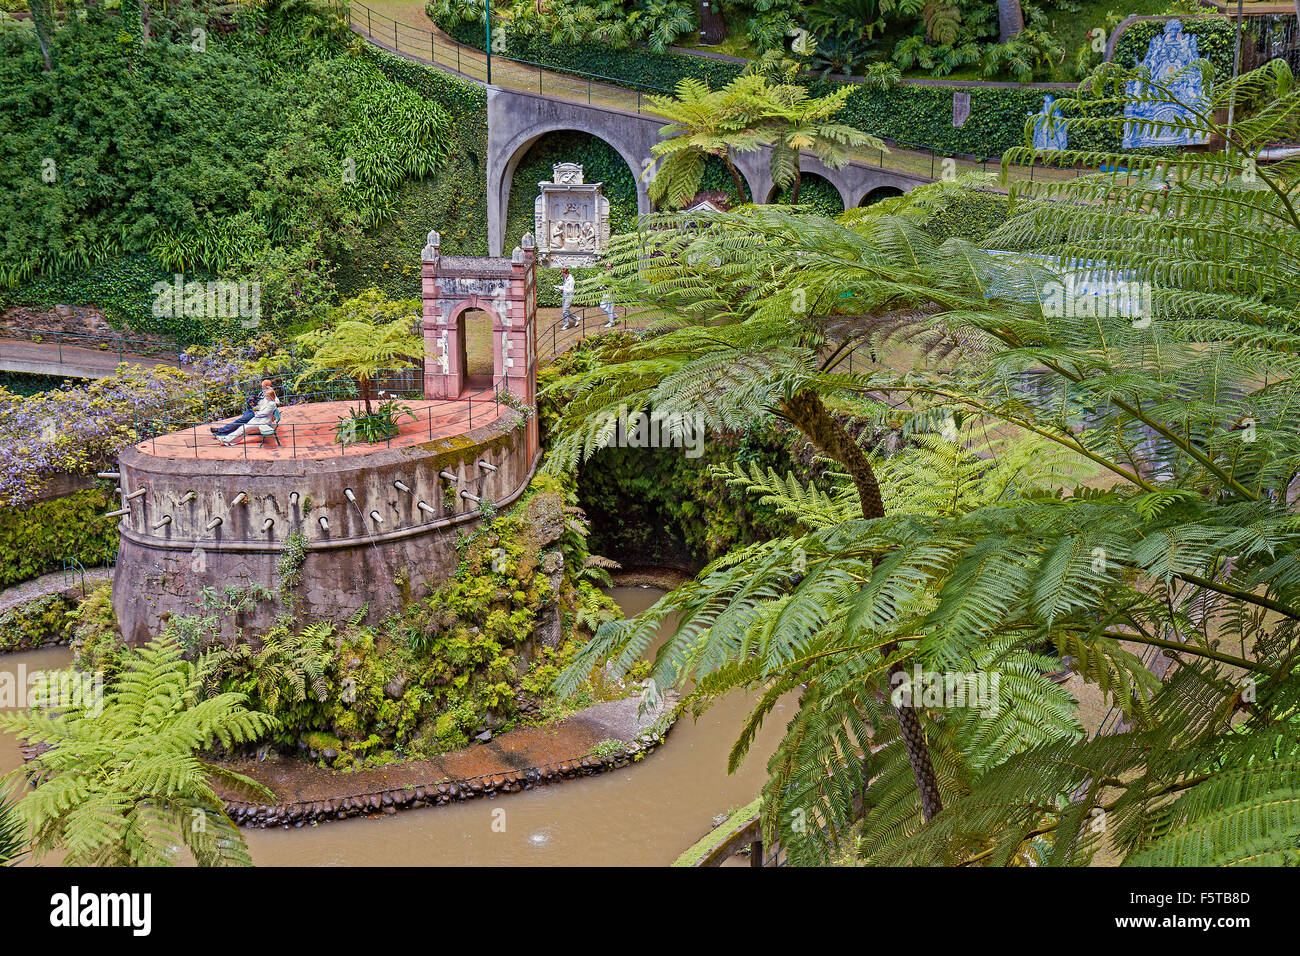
[0,585,788,866]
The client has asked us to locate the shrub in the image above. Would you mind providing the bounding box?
[0,488,117,587]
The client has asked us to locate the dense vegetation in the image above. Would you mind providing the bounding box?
[0,0,485,338]
[543,57,1300,867]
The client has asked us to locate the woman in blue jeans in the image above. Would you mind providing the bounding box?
[210,380,272,438]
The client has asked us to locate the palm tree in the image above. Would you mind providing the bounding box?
[996,0,1024,42]
[27,0,55,71]
[645,76,769,209]
[295,288,425,415]
[0,792,26,866]
[764,84,883,203]
[546,195,1002,823]
[551,59,1300,864]
[0,638,277,866]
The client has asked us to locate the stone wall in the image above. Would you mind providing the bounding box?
[223,721,674,829]
[111,415,538,644]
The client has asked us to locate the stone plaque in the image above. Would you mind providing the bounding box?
[533,163,610,268]
[952,91,971,128]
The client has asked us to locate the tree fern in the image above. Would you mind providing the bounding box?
[0,638,276,866]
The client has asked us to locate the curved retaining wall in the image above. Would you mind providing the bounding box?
[112,415,537,644]
[223,721,674,829]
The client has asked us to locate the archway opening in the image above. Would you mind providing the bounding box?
[860,185,905,207]
[506,131,639,252]
[768,172,844,214]
[460,309,496,391]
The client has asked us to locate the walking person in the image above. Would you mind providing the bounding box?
[555,268,575,329]
[600,265,617,328]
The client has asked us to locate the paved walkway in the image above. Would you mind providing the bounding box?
[0,567,112,617]
[0,337,180,380]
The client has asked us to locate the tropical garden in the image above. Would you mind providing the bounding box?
[0,0,1298,874]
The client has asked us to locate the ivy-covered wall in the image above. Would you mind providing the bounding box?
[333,43,490,298]
[0,487,118,588]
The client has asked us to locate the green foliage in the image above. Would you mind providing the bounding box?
[0,592,75,653]
[69,583,125,682]
[0,488,117,587]
[333,398,418,444]
[294,288,424,414]
[0,636,276,866]
[0,792,25,866]
[0,4,469,338]
[277,529,309,596]
[547,59,1300,867]
[834,81,1119,158]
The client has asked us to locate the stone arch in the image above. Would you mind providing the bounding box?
[451,303,501,390]
[487,95,659,255]
[765,171,846,212]
[860,185,905,206]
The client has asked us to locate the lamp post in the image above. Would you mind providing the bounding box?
[1226,0,1243,148]
[485,0,492,85]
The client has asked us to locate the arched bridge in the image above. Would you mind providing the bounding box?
[486,88,926,256]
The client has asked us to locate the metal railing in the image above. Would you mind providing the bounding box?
[133,368,513,461]
[0,325,180,369]
[340,1,1086,188]
[343,0,671,115]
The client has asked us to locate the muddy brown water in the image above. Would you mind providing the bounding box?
[0,586,788,866]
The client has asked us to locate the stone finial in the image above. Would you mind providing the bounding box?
[511,246,524,264]
[521,232,535,251]
[421,230,441,261]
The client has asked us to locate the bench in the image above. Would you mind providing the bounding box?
[258,407,282,447]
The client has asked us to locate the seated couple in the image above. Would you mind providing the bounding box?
[210,380,280,446]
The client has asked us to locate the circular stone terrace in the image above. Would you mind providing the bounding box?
[133,381,512,463]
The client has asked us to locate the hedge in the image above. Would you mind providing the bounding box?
[0,592,77,653]
[1113,17,1236,80]
[335,43,490,297]
[0,487,119,588]
[835,83,1121,158]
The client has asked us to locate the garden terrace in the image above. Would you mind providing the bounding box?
[134,383,511,462]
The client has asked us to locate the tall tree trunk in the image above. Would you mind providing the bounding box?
[997,0,1024,43]
[780,388,944,822]
[697,0,726,44]
[28,0,55,71]
[360,377,373,416]
[722,151,748,203]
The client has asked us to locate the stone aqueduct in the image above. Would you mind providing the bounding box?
[485,87,926,257]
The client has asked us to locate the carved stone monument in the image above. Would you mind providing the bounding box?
[1030,94,1068,152]
[1123,20,1210,149]
[533,163,610,267]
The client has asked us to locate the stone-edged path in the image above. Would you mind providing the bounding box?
[0,567,112,618]
[214,692,679,828]
[0,336,180,380]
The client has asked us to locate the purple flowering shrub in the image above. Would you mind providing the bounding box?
[0,337,294,508]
